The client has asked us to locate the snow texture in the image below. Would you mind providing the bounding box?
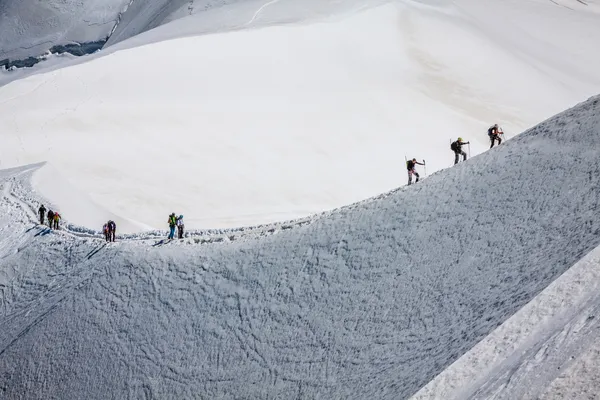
[413,217,600,399]
[1,95,600,399]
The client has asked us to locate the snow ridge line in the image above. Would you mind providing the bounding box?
[3,153,433,247]
[246,0,283,26]
[5,163,423,246]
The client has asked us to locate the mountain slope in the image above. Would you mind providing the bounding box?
[1,95,599,399]
[2,1,600,231]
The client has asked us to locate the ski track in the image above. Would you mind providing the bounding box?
[246,0,284,26]
[0,95,599,398]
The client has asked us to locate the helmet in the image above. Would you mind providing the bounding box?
[179,215,183,219]
[412,158,416,161]
[458,137,463,141]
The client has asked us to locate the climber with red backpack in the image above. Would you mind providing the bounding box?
[52,212,61,230]
[103,223,110,242]
[488,123,503,148]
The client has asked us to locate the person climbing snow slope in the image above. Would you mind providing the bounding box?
[47,210,55,228]
[168,213,177,240]
[488,123,503,148]
[103,223,110,242]
[38,204,46,225]
[177,215,185,239]
[406,158,425,185]
[451,137,470,165]
[108,220,116,242]
[52,212,61,230]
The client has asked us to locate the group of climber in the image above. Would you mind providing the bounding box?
[103,220,117,242]
[37,204,186,241]
[32,123,505,237]
[406,123,504,185]
[168,213,185,240]
[38,205,61,230]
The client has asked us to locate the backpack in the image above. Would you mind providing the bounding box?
[407,160,414,170]
[450,141,458,151]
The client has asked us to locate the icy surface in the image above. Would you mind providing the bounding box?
[1,0,600,231]
[0,0,129,62]
[1,95,600,398]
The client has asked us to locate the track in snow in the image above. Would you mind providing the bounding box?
[0,95,600,399]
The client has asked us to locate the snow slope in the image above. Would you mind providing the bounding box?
[30,162,152,233]
[1,94,599,398]
[1,0,600,231]
[0,0,375,63]
[412,236,600,399]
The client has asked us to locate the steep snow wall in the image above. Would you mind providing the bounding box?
[1,95,599,399]
[0,0,129,62]
[104,0,215,47]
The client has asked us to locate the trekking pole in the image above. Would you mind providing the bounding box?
[404,155,408,185]
[423,159,427,176]
[468,143,471,159]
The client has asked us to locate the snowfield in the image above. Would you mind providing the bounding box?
[1,0,600,231]
[1,95,600,398]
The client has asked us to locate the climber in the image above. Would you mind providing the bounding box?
[168,213,177,240]
[177,215,185,239]
[451,137,470,164]
[406,158,425,185]
[38,204,46,225]
[488,123,503,148]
